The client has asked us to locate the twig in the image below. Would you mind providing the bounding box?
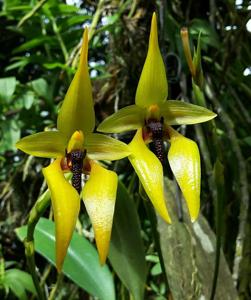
[17,0,48,28]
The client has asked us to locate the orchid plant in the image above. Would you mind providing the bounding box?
[16,29,130,272]
[97,13,217,223]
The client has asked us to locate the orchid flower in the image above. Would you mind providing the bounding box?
[16,29,130,272]
[97,13,216,223]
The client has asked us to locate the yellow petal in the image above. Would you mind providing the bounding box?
[128,129,171,223]
[67,130,84,152]
[135,13,168,108]
[97,105,145,133]
[82,162,117,264]
[57,28,95,139]
[16,131,67,158]
[84,133,131,160]
[42,158,80,272]
[159,100,217,125]
[167,127,201,221]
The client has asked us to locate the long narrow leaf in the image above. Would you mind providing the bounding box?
[109,181,147,300]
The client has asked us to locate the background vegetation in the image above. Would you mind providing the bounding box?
[0,0,250,299]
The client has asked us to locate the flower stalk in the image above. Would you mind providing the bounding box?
[25,189,51,300]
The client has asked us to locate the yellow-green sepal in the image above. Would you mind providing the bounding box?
[159,100,216,125]
[167,127,201,221]
[128,129,171,223]
[97,105,145,133]
[82,161,118,264]
[84,133,131,160]
[57,28,95,138]
[42,158,80,272]
[16,131,67,158]
[135,13,168,108]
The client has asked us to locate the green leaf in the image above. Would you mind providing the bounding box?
[109,181,147,300]
[5,59,29,72]
[150,263,162,276]
[2,269,35,300]
[5,269,36,294]
[0,77,17,102]
[193,32,204,88]
[46,3,78,14]
[29,78,51,102]
[59,15,92,31]
[13,36,55,53]
[16,218,115,300]
[19,91,35,109]
[42,62,68,70]
[5,280,27,300]
[0,119,20,152]
[190,19,219,48]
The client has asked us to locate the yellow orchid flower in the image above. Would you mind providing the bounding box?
[97,13,216,223]
[16,29,130,272]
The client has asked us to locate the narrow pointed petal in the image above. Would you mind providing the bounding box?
[84,133,131,160]
[16,131,67,158]
[97,105,145,133]
[159,100,216,125]
[57,28,95,138]
[82,162,118,264]
[42,158,80,272]
[167,127,201,221]
[135,13,168,108]
[128,129,171,223]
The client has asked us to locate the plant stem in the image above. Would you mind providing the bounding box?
[17,0,48,28]
[210,160,225,300]
[50,15,69,62]
[48,272,64,300]
[25,189,51,300]
[88,0,106,41]
[68,0,106,68]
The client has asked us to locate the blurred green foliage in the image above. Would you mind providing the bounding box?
[0,0,251,299]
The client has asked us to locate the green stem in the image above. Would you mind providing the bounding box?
[0,247,4,284]
[17,0,48,28]
[210,160,225,300]
[50,15,69,62]
[88,0,106,41]
[48,272,64,300]
[128,0,138,18]
[25,189,51,300]
[68,0,106,68]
